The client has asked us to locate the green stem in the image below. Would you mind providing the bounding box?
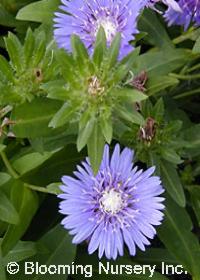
[174,88,200,99]
[173,34,191,44]
[172,27,199,44]
[0,151,19,179]
[170,73,200,80]
[0,151,56,195]
[186,63,200,73]
[24,183,55,194]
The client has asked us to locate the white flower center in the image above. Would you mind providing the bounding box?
[96,18,117,42]
[100,189,123,214]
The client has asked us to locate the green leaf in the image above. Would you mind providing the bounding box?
[32,31,46,67]
[24,28,35,67]
[100,114,113,144]
[49,103,78,128]
[158,195,200,278]
[133,49,193,78]
[113,47,140,83]
[148,152,161,176]
[55,50,77,84]
[12,152,53,175]
[0,144,6,153]
[160,160,185,207]
[189,186,200,226]
[116,105,145,125]
[183,124,200,150]
[23,144,84,187]
[4,32,23,73]
[5,32,24,72]
[11,98,62,138]
[0,246,6,280]
[106,32,121,69]
[165,120,183,134]
[16,0,60,24]
[192,36,200,54]
[31,224,76,280]
[93,27,107,67]
[76,246,168,280]
[139,9,173,49]
[136,248,180,268]
[0,173,11,187]
[0,4,17,27]
[3,240,37,265]
[152,98,164,123]
[77,116,96,152]
[45,80,68,101]
[71,35,91,76]
[160,148,183,165]
[87,121,105,174]
[1,184,38,256]
[0,55,13,81]
[147,75,179,96]
[0,191,19,224]
[71,34,89,61]
[115,88,147,103]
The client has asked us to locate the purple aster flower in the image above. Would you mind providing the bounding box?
[58,144,165,260]
[54,0,141,58]
[165,0,200,30]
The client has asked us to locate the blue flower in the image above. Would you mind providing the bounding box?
[165,0,200,30]
[58,144,165,260]
[54,0,141,59]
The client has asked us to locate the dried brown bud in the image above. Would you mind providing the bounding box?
[0,117,16,138]
[131,71,148,92]
[139,117,157,142]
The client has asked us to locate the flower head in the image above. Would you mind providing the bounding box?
[59,144,165,259]
[54,0,141,58]
[165,0,200,30]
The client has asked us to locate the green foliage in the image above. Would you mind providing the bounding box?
[45,29,147,171]
[11,98,62,138]
[25,224,77,280]
[158,195,200,278]
[1,183,38,256]
[0,2,199,280]
[16,0,60,24]
[0,29,57,105]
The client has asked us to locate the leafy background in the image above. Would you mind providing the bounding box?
[0,0,200,279]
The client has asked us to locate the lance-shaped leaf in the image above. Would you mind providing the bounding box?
[49,103,79,128]
[4,32,23,73]
[106,32,121,69]
[114,88,147,103]
[29,224,76,280]
[1,183,38,256]
[116,105,145,125]
[0,191,19,224]
[87,120,105,174]
[11,98,62,138]
[0,55,13,81]
[2,240,37,265]
[16,0,60,24]
[93,27,107,67]
[158,195,200,278]
[77,115,96,152]
[160,160,185,207]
